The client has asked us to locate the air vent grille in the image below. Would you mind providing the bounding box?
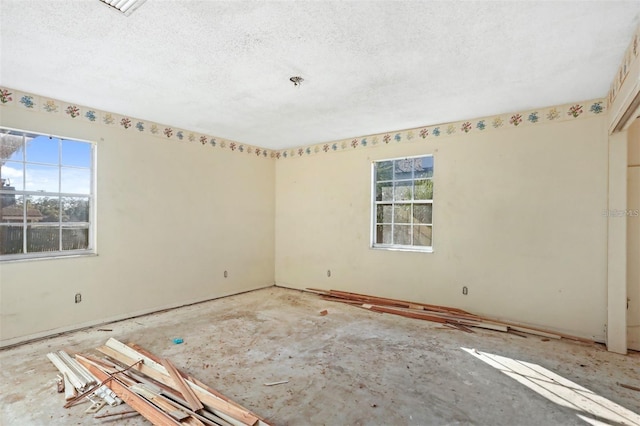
[98,0,146,16]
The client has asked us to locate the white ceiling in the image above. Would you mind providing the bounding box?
[1,1,639,150]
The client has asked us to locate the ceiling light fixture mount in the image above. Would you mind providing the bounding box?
[289,76,304,87]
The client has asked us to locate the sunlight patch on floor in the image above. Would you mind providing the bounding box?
[461,347,640,426]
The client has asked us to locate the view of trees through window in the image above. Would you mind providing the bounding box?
[0,129,94,258]
[373,155,434,250]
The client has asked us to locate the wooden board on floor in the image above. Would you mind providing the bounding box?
[100,339,261,426]
[76,358,182,426]
[161,357,204,412]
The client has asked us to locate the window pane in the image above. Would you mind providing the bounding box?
[0,224,24,254]
[25,164,59,192]
[393,204,411,223]
[376,182,393,201]
[62,197,89,222]
[413,204,433,224]
[394,181,412,200]
[414,156,434,178]
[62,227,88,250]
[62,140,91,167]
[61,167,90,194]
[376,161,393,181]
[393,224,411,245]
[376,204,392,223]
[414,179,433,200]
[393,159,414,180]
[413,225,432,246]
[376,225,392,244]
[1,194,24,223]
[0,134,24,161]
[1,162,23,190]
[27,225,59,253]
[26,135,59,164]
[28,196,59,223]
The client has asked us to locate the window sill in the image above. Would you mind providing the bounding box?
[371,245,433,253]
[0,251,97,263]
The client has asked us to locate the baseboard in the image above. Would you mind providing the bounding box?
[0,284,273,349]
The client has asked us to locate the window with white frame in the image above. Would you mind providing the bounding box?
[372,155,433,251]
[0,128,95,260]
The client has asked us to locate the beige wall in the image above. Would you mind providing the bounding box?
[0,102,613,345]
[0,107,275,346]
[275,116,609,340]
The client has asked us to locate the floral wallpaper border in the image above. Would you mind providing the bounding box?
[270,99,606,159]
[0,87,606,161]
[608,23,640,108]
[0,88,274,159]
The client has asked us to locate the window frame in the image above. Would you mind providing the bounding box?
[371,154,434,253]
[0,127,97,261]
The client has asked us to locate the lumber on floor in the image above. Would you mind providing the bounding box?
[47,352,88,391]
[82,351,254,425]
[309,288,594,344]
[310,288,474,315]
[58,350,96,386]
[77,358,182,426]
[161,357,204,412]
[96,345,251,426]
[129,342,270,423]
[100,338,265,426]
[64,337,270,426]
[129,383,207,425]
[63,373,76,400]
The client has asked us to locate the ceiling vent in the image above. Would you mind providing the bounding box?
[98,0,146,16]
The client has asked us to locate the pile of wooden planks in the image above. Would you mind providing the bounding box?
[47,349,117,410]
[308,288,594,344]
[58,338,271,426]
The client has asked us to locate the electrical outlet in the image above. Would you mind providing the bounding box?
[224,270,228,278]
[327,269,331,278]
[462,286,468,295]
[75,293,82,303]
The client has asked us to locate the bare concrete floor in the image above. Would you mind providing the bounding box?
[1,286,639,426]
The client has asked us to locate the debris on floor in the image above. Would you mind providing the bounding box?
[48,338,272,425]
[56,374,64,393]
[308,288,594,344]
[94,409,139,419]
[263,380,288,387]
[618,382,640,392]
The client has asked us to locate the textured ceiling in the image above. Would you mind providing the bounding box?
[1,0,639,149]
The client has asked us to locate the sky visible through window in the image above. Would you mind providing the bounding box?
[1,135,91,195]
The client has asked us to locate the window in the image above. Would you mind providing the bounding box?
[0,128,95,260]
[372,155,433,252]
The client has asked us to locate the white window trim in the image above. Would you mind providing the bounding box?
[370,154,434,253]
[0,127,97,261]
